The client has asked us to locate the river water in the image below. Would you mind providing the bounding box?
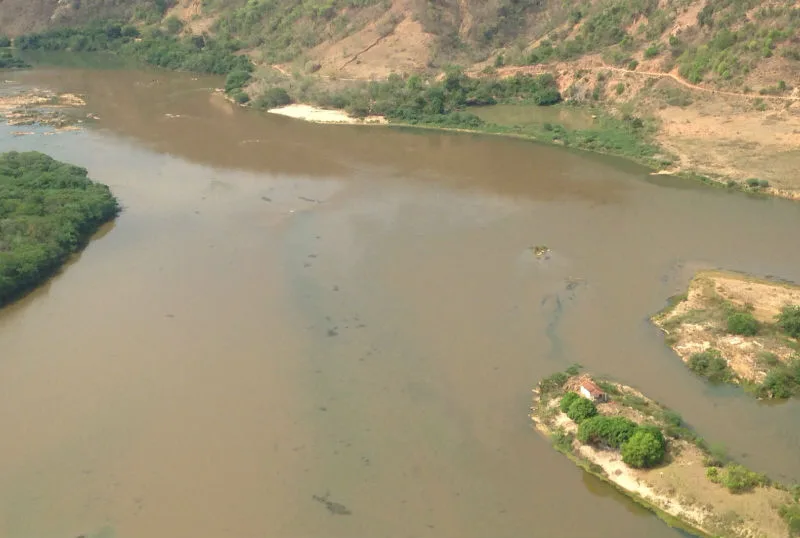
[1,67,799,538]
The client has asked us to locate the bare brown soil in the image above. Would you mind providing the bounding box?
[533,376,794,538]
[653,270,800,382]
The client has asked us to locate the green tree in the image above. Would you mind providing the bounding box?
[566,397,598,423]
[621,428,666,468]
[727,311,759,336]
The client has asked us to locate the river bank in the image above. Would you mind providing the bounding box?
[531,371,800,538]
[257,99,798,201]
[652,270,800,399]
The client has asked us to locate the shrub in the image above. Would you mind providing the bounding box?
[551,428,574,452]
[746,178,761,188]
[539,371,569,394]
[231,90,250,104]
[615,83,625,95]
[560,392,581,412]
[720,464,766,493]
[256,87,292,109]
[566,397,598,423]
[757,366,800,399]
[165,16,184,35]
[727,312,759,336]
[0,35,11,48]
[628,60,638,70]
[644,44,660,58]
[758,179,770,188]
[688,349,733,382]
[577,415,638,448]
[777,305,800,338]
[225,69,252,93]
[779,503,800,537]
[621,428,666,468]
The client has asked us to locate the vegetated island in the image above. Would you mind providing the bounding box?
[531,369,800,538]
[0,151,119,308]
[652,270,800,399]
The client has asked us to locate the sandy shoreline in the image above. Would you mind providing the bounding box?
[267,103,386,125]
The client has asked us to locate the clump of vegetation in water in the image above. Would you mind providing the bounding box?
[0,151,119,307]
[756,358,800,399]
[0,50,30,69]
[688,349,734,383]
[727,311,759,336]
[15,22,253,96]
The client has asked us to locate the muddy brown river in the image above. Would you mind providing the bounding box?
[1,67,799,538]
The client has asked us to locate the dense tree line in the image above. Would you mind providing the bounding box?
[271,69,562,128]
[0,152,119,307]
[15,22,253,93]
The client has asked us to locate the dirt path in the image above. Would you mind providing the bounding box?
[496,62,800,101]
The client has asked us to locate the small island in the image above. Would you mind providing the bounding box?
[531,369,800,538]
[652,270,800,399]
[0,151,119,308]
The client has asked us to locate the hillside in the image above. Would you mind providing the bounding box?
[3,0,800,196]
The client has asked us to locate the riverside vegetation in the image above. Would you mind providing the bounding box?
[653,271,800,399]
[0,151,119,308]
[4,0,800,196]
[532,368,800,538]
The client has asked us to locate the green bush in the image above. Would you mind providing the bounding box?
[0,152,119,307]
[225,69,252,93]
[719,464,767,493]
[255,87,293,109]
[559,392,581,412]
[727,311,759,336]
[779,503,800,537]
[621,428,666,468]
[688,349,733,383]
[746,177,762,188]
[0,51,30,69]
[644,44,660,58]
[577,415,637,447]
[566,397,598,423]
[615,82,625,95]
[551,428,574,452]
[0,35,11,48]
[777,305,800,338]
[539,371,569,394]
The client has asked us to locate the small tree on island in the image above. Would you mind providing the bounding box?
[621,428,666,468]
[566,397,598,423]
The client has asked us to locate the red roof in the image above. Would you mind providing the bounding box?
[580,379,605,396]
